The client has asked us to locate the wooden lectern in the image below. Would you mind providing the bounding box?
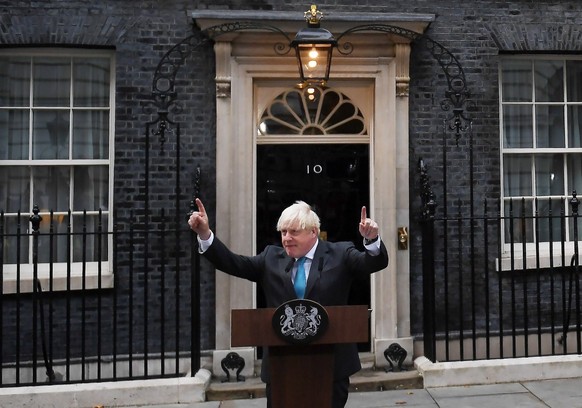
[231,304,369,408]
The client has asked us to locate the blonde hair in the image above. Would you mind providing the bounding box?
[276,201,320,233]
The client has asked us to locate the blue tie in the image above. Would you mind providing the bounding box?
[294,257,307,299]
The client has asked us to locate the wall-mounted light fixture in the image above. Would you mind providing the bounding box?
[290,5,337,87]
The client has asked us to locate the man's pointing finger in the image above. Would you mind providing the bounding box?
[196,198,206,215]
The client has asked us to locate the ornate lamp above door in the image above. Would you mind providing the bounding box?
[290,5,337,86]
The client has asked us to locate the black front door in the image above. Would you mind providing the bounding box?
[256,143,371,348]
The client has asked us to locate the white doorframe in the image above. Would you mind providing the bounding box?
[192,9,433,374]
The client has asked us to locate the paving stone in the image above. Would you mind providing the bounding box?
[219,398,268,408]
[523,378,582,408]
[347,389,438,407]
[426,382,530,399]
[428,392,547,408]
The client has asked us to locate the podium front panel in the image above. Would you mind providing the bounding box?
[231,305,369,347]
[269,344,334,408]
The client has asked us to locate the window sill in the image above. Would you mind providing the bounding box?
[497,250,579,272]
[1,262,113,294]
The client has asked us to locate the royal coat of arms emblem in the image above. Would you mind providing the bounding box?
[272,299,329,345]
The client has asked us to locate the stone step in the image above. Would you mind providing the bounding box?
[205,354,422,402]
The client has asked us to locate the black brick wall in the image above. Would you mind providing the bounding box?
[2,0,582,359]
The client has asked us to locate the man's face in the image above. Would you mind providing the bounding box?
[280,223,318,258]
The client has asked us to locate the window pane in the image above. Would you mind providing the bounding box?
[73,58,110,107]
[567,105,582,147]
[72,110,109,159]
[502,57,582,246]
[0,109,29,159]
[0,57,30,107]
[2,215,29,264]
[504,155,532,196]
[33,166,70,212]
[502,60,532,102]
[536,105,565,148]
[503,105,533,148]
[73,214,108,262]
[567,154,582,195]
[73,166,108,211]
[37,213,69,263]
[33,58,70,107]
[0,167,30,212]
[536,198,564,242]
[1,52,113,267]
[566,61,582,102]
[535,60,564,102]
[535,155,564,196]
[504,199,534,243]
[32,110,69,159]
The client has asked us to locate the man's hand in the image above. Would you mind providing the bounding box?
[359,206,379,241]
[188,198,212,240]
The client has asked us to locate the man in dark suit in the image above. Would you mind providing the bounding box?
[188,198,389,408]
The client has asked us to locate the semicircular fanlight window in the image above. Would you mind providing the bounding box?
[258,86,367,136]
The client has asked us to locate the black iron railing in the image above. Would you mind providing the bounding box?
[420,178,581,362]
[0,207,200,387]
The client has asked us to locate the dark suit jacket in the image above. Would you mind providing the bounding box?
[203,236,389,382]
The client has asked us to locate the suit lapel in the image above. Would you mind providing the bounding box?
[279,255,296,298]
[305,240,328,299]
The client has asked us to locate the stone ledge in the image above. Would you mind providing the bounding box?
[415,355,582,388]
[0,369,212,408]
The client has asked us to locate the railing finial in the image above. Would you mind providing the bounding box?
[29,204,43,233]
